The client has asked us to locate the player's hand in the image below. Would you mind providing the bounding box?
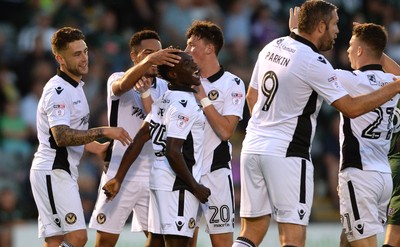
[134,76,152,93]
[193,183,211,204]
[103,127,132,146]
[94,141,110,160]
[102,178,121,201]
[289,6,300,31]
[146,48,181,67]
[193,83,207,101]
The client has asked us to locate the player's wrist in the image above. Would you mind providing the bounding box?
[200,97,212,108]
[141,90,151,98]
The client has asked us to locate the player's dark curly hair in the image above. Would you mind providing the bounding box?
[186,20,224,55]
[51,27,85,55]
[129,30,161,53]
[298,0,337,34]
[353,23,387,59]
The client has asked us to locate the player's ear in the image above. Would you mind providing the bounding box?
[55,54,64,64]
[168,70,177,80]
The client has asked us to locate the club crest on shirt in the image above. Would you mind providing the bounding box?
[177,115,189,129]
[367,74,377,85]
[208,90,219,100]
[65,212,77,224]
[188,217,196,229]
[231,92,243,105]
[96,213,106,224]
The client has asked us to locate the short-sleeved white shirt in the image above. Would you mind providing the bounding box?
[31,69,89,180]
[105,72,168,182]
[242,33,349,160]
[146,87,205,191]
[336,65,400,173]
[200,68,245,174]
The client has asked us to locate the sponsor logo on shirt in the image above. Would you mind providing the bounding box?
[232,92,243,105]
[53,104,65,116]
[317,56,326,64]
[177,115,189,129]
[55,86,64,95]
[131,106,146,119]
[80,113,90,126]
[175,220,184,231]
[179,100,188,107]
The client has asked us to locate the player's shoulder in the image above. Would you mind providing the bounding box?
[220,71,245,88]
[107,72,124,84]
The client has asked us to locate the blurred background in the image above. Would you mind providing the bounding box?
[0,0,399,246]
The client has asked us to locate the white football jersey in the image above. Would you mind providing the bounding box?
[336,65,399,173]
[200,68,245,175]
[32,69,90,180]
[146,87,205,191]
[242,33,348,160]
[105,72,168,182]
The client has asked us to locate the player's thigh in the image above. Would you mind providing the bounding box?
[265,156,314,226]
[339,168,392,242]
[239,153,271,218]
[148,189,198,238]
[31,169,86,238]
[200,168,235,234]
[89,174,149,234]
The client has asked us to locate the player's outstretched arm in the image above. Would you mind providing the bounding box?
[51,125,132,147]
[102,122,151,201]
[332,77,400,118]
[382,53,400,75]
[165,137,211,203]
[112,48,181,96]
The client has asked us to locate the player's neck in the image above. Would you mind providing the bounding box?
[200,58,220,78]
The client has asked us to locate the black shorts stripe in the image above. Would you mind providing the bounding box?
[228,174,235,214]
[46,175,57,214]
[347,180,360,220]
[299,159,306,204]
[178,189,185,217]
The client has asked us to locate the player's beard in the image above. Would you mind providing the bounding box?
[145,65,158,78]
[65,62,88,78]
[319,31,335,52]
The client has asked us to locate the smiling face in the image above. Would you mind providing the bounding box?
[56,39,88,81]
[132,38,162,78]
[175,52,201,87]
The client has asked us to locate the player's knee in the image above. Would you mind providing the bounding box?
[232,236,256,247]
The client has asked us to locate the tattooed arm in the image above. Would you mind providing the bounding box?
[51,125,132,147]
